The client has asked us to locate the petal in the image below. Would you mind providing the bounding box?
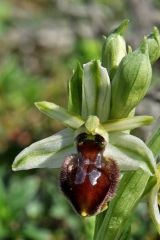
[81,60,111,122]
[149,184,160,234]
[35,101,84,129]
[103,115,154,132]
[12,128,76,171]
[104,132,156,175]
[68,62,83,115]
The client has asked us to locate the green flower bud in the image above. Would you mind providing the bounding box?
[102,19,129,80]
[147,27,160,64]
[81,60,111,123]
[110,38,152,119]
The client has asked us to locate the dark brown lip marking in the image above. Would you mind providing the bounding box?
[60,133,119,216]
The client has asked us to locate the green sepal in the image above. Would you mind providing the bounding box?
[82,60,111,122]
[68,62,83,115]
[102,19,128,79]
[110,38,152,119]
[105,132,156,175]
[147,27,160,64]
[35,101,84,129]
[12,128,75,171]
[112,19,129,35]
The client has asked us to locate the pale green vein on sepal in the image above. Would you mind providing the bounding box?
[105,132,156,175]
[12,128,75,171]
[103,115,154,132]
[82,60,111,122]
[35,101,84,129]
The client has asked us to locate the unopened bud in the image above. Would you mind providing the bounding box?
[147,26,160,64]
[110,38,152,119]
[102,19,129,80]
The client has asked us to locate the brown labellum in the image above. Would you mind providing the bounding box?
[60,133,119,217]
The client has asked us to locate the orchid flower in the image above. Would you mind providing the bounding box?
[12,20,160,239]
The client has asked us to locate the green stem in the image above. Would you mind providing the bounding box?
[84,217,95,240]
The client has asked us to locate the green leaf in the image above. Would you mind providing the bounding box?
[119,224,131,240]
[68,62,83,115]
[94,170,150,240]
[12,128,75,170]
[146,118,160,159]
[35,101,84,129]
[104,132,156,175]
[82,60,111,122]
[103,115,154,132]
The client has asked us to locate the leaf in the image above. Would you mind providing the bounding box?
[82,60,111,122]
[95,169,149,240]
[12,128,75,170]
[68,62,83,115]
[35,101,84,129]
[103,115,154,132]
[104,132,156,175]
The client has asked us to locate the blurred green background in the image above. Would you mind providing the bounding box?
[0,0,160,239]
